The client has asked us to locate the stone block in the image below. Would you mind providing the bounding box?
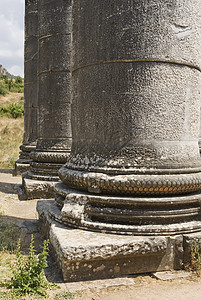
[37,200,184,282]
[152,270,191,281]
[14,161,30,176]
[19,177,57,200]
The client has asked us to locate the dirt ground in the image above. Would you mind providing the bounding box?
[0,92,23,105]
[1,169,201,300]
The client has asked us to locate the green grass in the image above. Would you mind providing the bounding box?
[0,81,9,96]
[0,217,21,252]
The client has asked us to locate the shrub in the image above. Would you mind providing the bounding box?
[15,76,23,84]
[0,102,24,118]
[10,84,24,93]
[0,76,24,94]
[0,81,9,96]
[9,236,50,296]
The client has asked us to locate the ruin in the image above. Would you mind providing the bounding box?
[55,0,201,234]
[15,0,38,175]
[19,0,72,199]
[36,0,201,281]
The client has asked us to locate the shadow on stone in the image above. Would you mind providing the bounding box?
[0,169,13,174]
[0,182,18,194]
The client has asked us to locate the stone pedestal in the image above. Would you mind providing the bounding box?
[56,0,201,235]
[19,0,72,199]
[37,200,184,282]
[38,199,200,282]
[15,0,38,175]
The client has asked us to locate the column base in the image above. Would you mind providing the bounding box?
[54,183,201,236]
[14,159,30,176]
[17,173,58,200]
[17,153,69,199]
[14,143,36,176]
[37,199,186,282]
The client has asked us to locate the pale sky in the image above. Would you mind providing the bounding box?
[0,0,24,77]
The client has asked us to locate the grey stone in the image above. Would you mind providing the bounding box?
[57,0,201,234]
[199,108,201,153]
[14,162,30,177]
[15,0,39,175]
[37,200,184,282]
[20,0,72,199]
[152,270,191,281]
[55,183,201,236]
[18,176,56,200]
[72,1,201,71]
[66,277,135,293]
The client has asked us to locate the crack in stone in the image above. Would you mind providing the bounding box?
[25,52,38,63]
[24,81,36,86]
[71,59,201,74]
[39,32,71,40]
[37,68,70,76]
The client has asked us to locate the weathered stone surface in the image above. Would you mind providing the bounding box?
[199,110,201,153]
[18,176,56,200]
[38,200,184,282]
[14,162,30,176]
[152,270,191,281]
[57,0,201,234]
[72,1,201,71]
[20,0,72,199]
[15,0,39,175]
[55,183,201,235]
[66,277,134,293]
[183,232,201,266]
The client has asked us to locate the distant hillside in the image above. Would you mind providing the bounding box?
[0,65,10,76]
[0,65,15,79]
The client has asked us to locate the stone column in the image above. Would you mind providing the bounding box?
[21,0,72,199]
[15,0,38,175]
[56,0,201,235]
[199,109,201,152]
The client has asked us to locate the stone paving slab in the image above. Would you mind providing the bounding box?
[152,270,192,281]
[65,277,135,293]
[0,169,38,219]
[0,169,21,194]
